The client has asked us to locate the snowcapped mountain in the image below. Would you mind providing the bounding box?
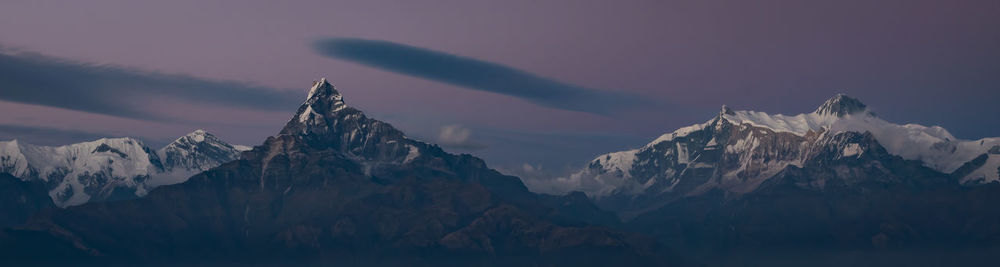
[272,78,429,175]
[512,94,1000,251]
[0,78,667,265]
[151,130,251,187]
[554,94,998,213]
[0,130,248,207]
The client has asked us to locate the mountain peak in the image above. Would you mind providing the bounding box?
[158,129,244,175]
[170,129,221,145]
[283,78,351,135]
[184,129,212,142]
[161,130,243,158]
[271,78,427,169]
[814,94,867,117]
[719,105,735,116]
[305,78,341,100]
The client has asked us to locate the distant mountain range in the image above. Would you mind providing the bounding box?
[0,130,248,207]
[555,94,999,215]
[3,83,999,265]
[542,94,1000,260]
[0,79,672,266]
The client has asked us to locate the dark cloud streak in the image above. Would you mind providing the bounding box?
[0,48,303,121]
[313,38,647,115]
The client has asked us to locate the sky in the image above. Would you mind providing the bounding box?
[1,0,998,179]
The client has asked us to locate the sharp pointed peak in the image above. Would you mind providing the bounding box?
[709,104,736,127]
[827,93,856,101]
[165,129,222,146]
[719,105,735,116]
[306,78,340,100]
[814,93,867,117]
[283,78,353,135]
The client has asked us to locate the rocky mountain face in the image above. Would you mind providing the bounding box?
[0,79,674,266]
[552,94,1000,255]
[0,130,247,207]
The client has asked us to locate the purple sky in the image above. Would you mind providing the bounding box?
[1,0,998,175]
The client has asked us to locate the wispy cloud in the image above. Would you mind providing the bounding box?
[0,47,303,121]
[313,38,647,115]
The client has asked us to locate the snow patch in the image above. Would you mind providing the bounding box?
[962,154,1000,184]
[593,149,639,178]
[722,108,998,174]
[2,131,245,207]
[646,122,710,147]
[403,144,420,164]
[842,143,863,157]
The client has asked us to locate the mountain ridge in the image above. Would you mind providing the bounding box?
[519,94,1000,257]
[550,94,999,203]
[0,78,675,266]
[0,129,248,207]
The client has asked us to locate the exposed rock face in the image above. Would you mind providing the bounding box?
[0,79,672,266]
[0,130,246,207]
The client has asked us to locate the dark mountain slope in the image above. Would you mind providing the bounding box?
[0,173,53,228]
[628,131,1000,252]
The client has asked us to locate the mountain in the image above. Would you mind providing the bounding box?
[0,79,674,266]
[152,129,251,187]
[560,94,999,216]
[0,130,247,207]
[542,94,1000,263]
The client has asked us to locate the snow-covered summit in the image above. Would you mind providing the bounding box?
[0,130,248,207]
[717,96,995,175]
[814,93,869,117]
[718,94,872,135]
[159,129,246,170]
[644,96,869,146]
[260,78,442,179]
[152,130,248,187]
[551,94,1000,198]
[654,95,995,175]
[289,78,349,131]
[0,137,158,206]
[306,78,342,100]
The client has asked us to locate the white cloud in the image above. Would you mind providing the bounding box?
[436,125,487,151]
